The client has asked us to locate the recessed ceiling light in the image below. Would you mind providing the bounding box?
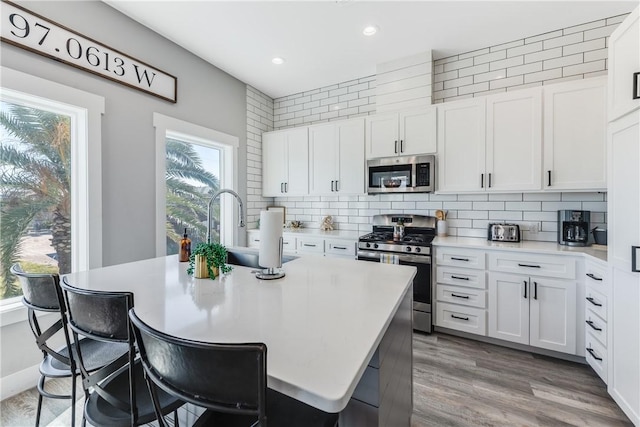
[272,57,285,65]
[363,25,378,36]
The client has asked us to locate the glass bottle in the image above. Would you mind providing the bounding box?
[179,228,191,262]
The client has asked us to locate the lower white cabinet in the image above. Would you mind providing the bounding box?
[246,230,356,259]
[436,302,487,335]
[488,272,577,354]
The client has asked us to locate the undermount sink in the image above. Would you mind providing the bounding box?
[226,247,296,269]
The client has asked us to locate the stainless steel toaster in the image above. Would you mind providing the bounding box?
[488,223,521,242]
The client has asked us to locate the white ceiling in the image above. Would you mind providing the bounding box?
[105,1,637,99]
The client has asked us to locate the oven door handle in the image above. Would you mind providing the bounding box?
[357,251,431,264]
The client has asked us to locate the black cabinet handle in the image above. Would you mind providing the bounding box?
[488,173,492,188]
[451,275,469,281]
[586,320,603,331]
[280,183,284,193]
[586,297,603,307]
[394,140,398,153]
[586,347,603,361]
[335,180,339,192]
[451,314,469,321]
[283,241,289,245]
[523,280,528,299]
[451,257,470,262]
[254,239,260,242]
[633,246,640,273]
[400,140,404,153]
[331,180,335,192]
[518,263,541,268]
[534,282,538,300]
[285,182,288,193]
[303,243,317,247]
[451,293,470,299]
[333,246,347,250]
[481,173,484,188]
[547,170,552,187]
[586,273,603,281]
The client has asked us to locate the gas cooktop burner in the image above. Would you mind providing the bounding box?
[358,232,434,246]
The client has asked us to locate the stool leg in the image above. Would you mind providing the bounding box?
[71,374,76,427]
[35,376,45,427]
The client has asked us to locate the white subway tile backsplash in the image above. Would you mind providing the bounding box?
[524,68,563,84]
[473,201,505,210]
[506,201,541,211]
[541,201,583,211]
[489,211,523,221]
[489,193,522,201]
[525,30,563,44]
[523,211,558,221]
[458,210,489,220]
[415,201,444,210]
[458,194,489,201]
[543,53,584,70]
[543,32,583,50]
[489,75,524,90]
[562,60,606,76]
[562,38,606,56]
[563,19,605,35]
[582,201,607,211]
[507,42,543,58]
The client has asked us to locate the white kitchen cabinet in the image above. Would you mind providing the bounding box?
[365,107,436,159]
[247,230,296,254]
[309,118,365,195]
[486,89,542,192]
[608,6,640,122]
[247,230,356,259]
[437,99,486,192]
[437,88,542,193]
[488,271,577,354]
[543,77,607,191]
[607,109,640,424]
[262,127,309,196]
[434,247,487,336]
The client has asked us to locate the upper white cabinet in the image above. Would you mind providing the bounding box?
[309,118,365,195]
[262,127,309,197]
[543,77,607,191]
[438,88,542,193]
[486,89,542,192]
[437,99,486,193]
[365,107,437,159]
[608,6,640,122]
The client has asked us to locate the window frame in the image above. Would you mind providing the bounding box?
[0,66,104,324]
[153,113,239,257]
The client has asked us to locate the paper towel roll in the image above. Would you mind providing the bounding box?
[259,210,283,268]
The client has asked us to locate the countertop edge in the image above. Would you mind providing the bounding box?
[432,236,608,263]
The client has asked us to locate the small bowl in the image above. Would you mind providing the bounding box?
[383,179,402,188]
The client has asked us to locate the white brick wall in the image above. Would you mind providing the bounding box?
[432,14,627,103]
[251,15,622,241]
[273,192,607,242]
[246,86,274,226]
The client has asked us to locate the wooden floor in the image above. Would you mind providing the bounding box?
[1,332,632,426]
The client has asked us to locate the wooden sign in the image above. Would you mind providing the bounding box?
[1,0,177,103]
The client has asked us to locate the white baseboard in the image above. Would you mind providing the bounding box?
[0,363,40,400]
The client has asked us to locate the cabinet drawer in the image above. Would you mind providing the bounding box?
[585,261,608,291]
[436,302,486,336]
[437,266,486,289]
[436,247,485,270]
[437,285,487,309]
[297,237,325,253]
[585,308,608,346]
[325,239,355,257]
[585,332,608,384]
[247,232,261,248]
[585,286,608,321]
[282,236,296,253]
[488,252,576,279]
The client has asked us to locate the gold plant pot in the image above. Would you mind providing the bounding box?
[194,255,209,279]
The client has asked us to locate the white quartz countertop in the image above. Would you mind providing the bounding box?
[433,236,607,262]
[62,253,415,413]
[248,227,359,240]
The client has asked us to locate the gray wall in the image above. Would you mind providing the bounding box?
[1,0,248,267]
[1,0,247,383]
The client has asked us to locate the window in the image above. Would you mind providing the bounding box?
[0,67,103,307]
[153,114,239,257]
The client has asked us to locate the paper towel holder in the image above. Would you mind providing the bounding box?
[255,236,285,280]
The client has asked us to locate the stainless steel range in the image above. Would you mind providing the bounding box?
[357,214,436,333]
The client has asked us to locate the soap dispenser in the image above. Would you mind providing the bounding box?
[179,228,191,262]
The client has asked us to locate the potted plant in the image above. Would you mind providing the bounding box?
[187,242,233,279]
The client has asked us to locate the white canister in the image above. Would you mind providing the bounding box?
[437,220,448,237]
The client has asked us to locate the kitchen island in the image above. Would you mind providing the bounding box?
[62,252,416,426]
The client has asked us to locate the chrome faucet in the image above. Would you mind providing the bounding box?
[207,189,246,244]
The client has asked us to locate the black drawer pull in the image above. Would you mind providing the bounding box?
[586,347,603,361]
[523,280,527,299]
[451,257,469,262]
[518,263,541,268]
[451,314,469,321]
[333,246,347,250]
[254,239,260,242]
[586,320,603,331]
[283,242,289,245]
[451,293,470,299]
[451,275,469,281]
[586,273,603,281]
[303,243,317,247]
[586,297,603,307]
[534,281,538,300]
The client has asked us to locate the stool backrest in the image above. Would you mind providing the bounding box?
[11,264,62,311]
[129,308,267,422]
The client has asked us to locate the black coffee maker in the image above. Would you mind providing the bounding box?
[557,210,590,246]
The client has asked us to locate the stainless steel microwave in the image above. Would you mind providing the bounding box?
[367,155,435,194]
